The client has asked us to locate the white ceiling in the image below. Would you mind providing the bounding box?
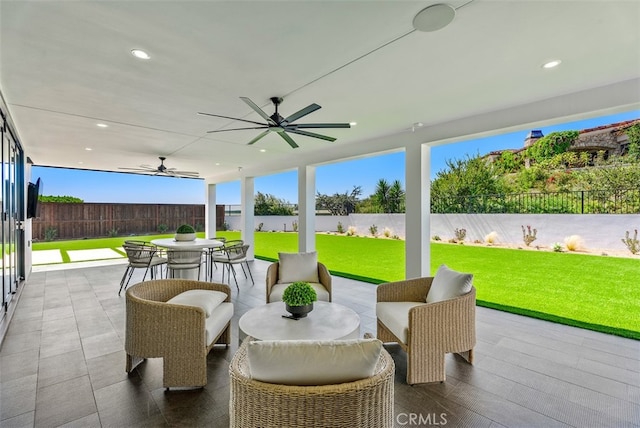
[1,0,639,183]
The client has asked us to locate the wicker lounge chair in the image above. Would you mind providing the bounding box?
[125,279,232,388]
[266,259,332,303]
[376,276,476,384]
[229,335,395,428]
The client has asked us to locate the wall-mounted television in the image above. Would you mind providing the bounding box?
[27,177,42,219]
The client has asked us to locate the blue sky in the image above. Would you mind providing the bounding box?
[32,110,639,205]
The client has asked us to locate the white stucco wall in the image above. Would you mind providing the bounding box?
[226,213,638,252]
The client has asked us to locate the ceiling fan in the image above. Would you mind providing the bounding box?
[198,96,351,148]
[118,156,199,178]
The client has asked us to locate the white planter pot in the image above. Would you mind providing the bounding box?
[174,232,196,241]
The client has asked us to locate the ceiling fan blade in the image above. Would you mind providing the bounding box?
[277,131,299,149]
[240,97,277,126]
[291,123,351,129]
[286,129,336,142]
[197,112,266,127]
[118,167,154,172]
[171,171,200,178]
[207,126,269,134]
[247,130,271,145]
[282,103,321,125]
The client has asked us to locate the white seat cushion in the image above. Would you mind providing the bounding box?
[205,302,233,346]
[277,252,319,283]
[426,264,473,303]
[247,338,382,385]
[269,282,330,303]
[167,290,227,318]
[376,301,425,344]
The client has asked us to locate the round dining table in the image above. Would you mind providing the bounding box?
[150,237,224,250]
[150,238,225,280]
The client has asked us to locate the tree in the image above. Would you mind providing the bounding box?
[38,195,83,203]
[254,192,294,215]
[371,179,405,213]
[624,123,640,162]
[430,154,505,212]
[525,131,579,164]
[315,186,362,215]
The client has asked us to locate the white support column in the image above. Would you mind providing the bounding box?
[240,176,255,260]
[405,143,431,279]
[205,182,217,239]
[298,165,316,253]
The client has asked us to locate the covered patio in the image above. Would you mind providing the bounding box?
[1,260,637,427]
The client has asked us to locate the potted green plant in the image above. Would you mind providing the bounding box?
[282,281,317,319]
[175,224,196,241]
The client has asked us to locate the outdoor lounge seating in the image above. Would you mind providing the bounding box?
[229,335,395,428]
[265,251,332,303]
[376,265,476,384]
[125,279,233,388]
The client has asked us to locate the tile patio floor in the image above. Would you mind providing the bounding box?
[1,259,638,427]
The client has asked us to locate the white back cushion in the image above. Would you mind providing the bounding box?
[278,251,319,283]
[426,264,473,303]
[166,289,227,318]
[247,338,382,385]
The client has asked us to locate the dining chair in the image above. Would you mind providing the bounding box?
[118,243,167,295]
[205,236,227,280]
[165,249,206,280]
[208,239,242,280]
[210,243,253,290]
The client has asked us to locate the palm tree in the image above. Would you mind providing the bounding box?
[374,179,405,213]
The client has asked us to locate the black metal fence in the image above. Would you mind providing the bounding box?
[431,189,640,214]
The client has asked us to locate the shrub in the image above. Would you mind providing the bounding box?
[336,222,345,234]
[454,228,467,242]
[521,225,537,246]
[157,224,169,233]
[369,224,378,237]
[432,235,441,241]
[621,229,639,254]
[221,222,230,231]
[346,226,357,236]
[176,224,195,234]
[564,235,584,252]
[107,228,119,238]
[383,227,392,238]
[256,222,264,232]
[292,221,298,232]
[282,281,317,306]
[484,231,498,245]
[553,242,564,252]
[44,227,57,242]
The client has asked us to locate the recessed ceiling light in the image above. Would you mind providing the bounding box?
[349,122,357,126]
[259,149,266,153]
[78,161,83,165]
[542,60,561,69]
[85,147,92,151]
[131,49,150,60]
[96,123,108,128]
[215,162,220,166]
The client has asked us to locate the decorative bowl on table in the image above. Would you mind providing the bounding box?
[174,232,196,241]
[285,303,314,319]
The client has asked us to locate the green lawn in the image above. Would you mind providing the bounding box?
[33,231,640,339]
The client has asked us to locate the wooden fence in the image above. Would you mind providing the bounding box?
[31,203,225,241]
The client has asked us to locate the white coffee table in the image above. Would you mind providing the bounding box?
[239,301,360,342]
